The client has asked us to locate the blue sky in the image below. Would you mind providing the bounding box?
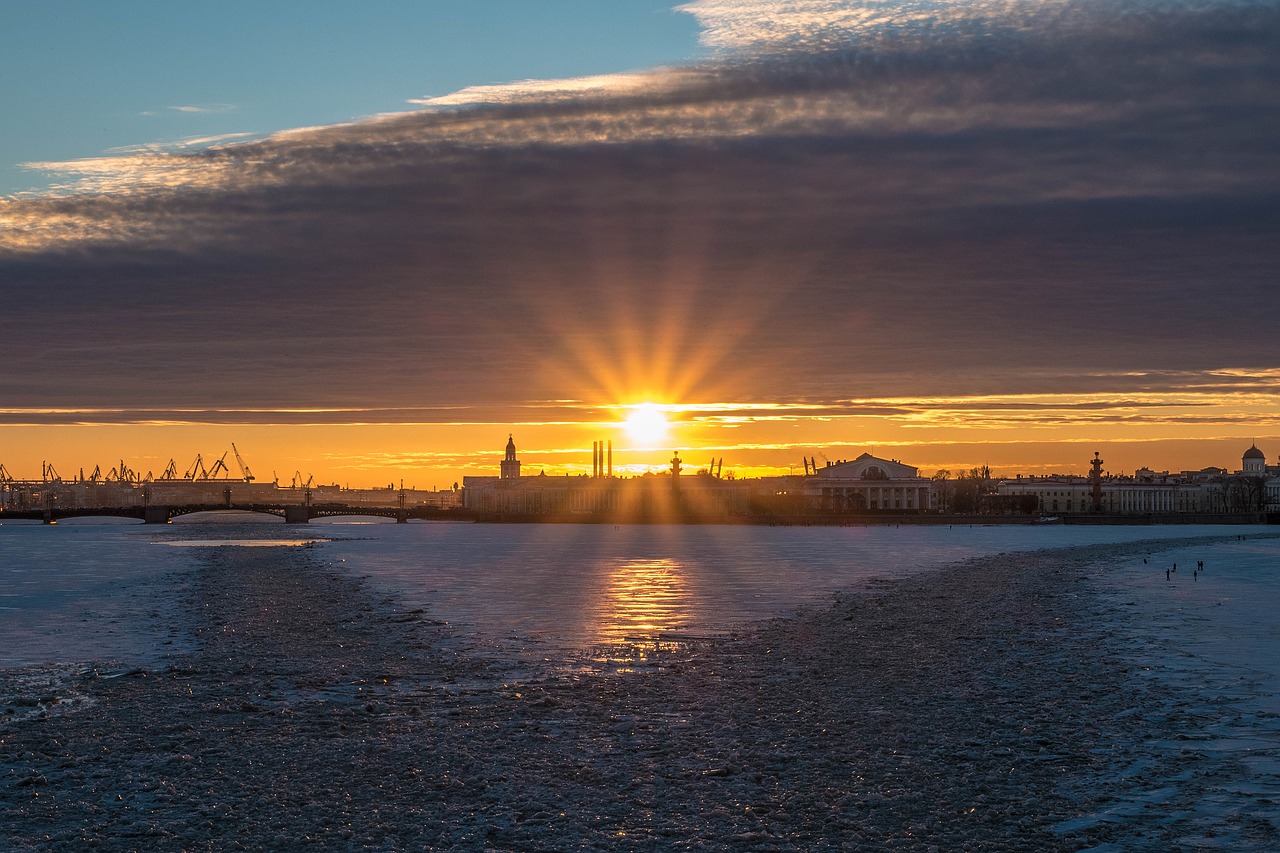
[2,1,702,196]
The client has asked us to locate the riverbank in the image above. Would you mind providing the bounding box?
[476,511,1271,526]
[1,535,1275,850]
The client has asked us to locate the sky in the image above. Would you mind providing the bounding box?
[2,0,1279,488]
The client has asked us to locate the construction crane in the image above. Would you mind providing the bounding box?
[108,460,142,484]
[159,459,179,480]
[206,452,231,480]
[184,454,208,480]
[231,443,255,482]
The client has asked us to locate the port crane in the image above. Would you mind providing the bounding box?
[0,463,13,484]
[205,452,231,480]
[184,454,209,480]
[107,460,148,485]
[159,459,179,480]
[290,471,313,489]
[232,443,255,482]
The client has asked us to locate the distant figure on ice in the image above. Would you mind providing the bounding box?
[1166,569,1170,581]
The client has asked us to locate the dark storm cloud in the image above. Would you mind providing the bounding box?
[1,1,1277,419]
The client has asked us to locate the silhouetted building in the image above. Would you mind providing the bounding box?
[807,453,933,511]
[500,434,521,480]
[995,445,1280,515]
[1242,443,1267,475]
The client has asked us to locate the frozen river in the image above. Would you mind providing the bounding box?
[1,518,1274,668]
[2,518,1279,849]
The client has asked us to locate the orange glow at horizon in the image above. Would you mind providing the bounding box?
[1,380,1278,489]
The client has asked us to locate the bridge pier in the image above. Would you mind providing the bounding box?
[144,507,171,524]
[284,506,311,524]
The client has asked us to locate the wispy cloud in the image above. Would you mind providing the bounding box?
[101,132,258,154]
[410,70,688,107]
[138,103,238,118]
[167,103,236,114]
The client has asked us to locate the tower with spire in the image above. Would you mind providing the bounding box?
[500,434,521,479]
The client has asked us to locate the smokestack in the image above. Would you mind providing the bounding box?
[592,441,599,478]
[608,441,612,478]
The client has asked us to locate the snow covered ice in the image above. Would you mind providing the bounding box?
[1,522,1277,850]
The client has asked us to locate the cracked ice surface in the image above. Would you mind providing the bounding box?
[1060,538,1280,851]
[0,524,1277,850]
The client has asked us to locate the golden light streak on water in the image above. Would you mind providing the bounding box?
[595,557,690,645]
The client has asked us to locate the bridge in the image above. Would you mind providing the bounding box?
[0,503,475,525]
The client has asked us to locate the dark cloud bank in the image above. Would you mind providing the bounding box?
[2,1,1277,419]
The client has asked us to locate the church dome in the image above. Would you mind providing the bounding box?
[1243,444,1266,460]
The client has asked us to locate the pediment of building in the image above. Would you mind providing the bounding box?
[814,452,919,480]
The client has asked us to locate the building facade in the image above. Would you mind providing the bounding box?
[805,453,934,512]
[996,445,1280,515]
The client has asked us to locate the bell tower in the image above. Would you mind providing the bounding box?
[500,434,521,479]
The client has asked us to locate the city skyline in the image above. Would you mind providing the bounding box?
[2,1,1278,488]
[1,428,1273,491]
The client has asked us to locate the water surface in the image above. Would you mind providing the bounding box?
[0,520,1271,668]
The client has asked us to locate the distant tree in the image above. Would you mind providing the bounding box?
[932,469,953,513]
[1246,476,1268,512]
[953,466,996,514]
[1207,477,1229,513]
[1227,475,1269,513]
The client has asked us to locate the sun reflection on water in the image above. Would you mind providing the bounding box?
[596,557,689,646]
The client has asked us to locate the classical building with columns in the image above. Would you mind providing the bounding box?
[466,439,936,517]
[804,453,934,512]
[995,445,1280,515]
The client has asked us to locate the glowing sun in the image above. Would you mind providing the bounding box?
[623,403,671,447]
